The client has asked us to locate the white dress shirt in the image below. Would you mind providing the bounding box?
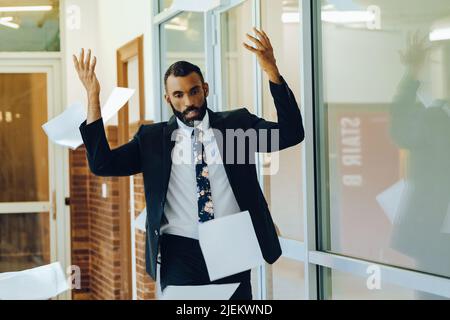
[160,111,242,240]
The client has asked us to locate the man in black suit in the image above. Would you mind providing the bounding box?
[73,28,304,300]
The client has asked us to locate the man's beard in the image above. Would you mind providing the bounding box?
[170,99,208,127]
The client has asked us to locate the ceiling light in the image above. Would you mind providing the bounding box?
[322,11,375,24]
[430,27,450,42]
[322,4,335,10]
[282,12,299,24]
[0,5,52,12]
[282,10,376,24]
[165,24,188,31]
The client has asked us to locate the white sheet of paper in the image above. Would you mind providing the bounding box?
[0,262,69,300]
[135,208,147,232]
[171,0,224,12]
[161,283,239,300]
[42,102,86,150]
[376,179,406,224]
[100,87,135,122]
[198,210,265,282]
[417,90,433,109]
[42,87,135,150]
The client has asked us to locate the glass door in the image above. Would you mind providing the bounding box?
[154,0,308,300]
[215,0,306,299]
[0,60,68,298]
[0,72,53,273]
[260,0,305,300]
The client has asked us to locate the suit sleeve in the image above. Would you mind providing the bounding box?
[245,76,305,152]
[390,72,426,149]
[79,118,143,177]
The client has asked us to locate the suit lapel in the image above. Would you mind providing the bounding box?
[208,109,241,206]
[208,108,227,170]
[162,115,178,202]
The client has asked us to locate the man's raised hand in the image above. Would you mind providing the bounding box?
[73,48,101,124]
[73,48,100,96]
[243,27,281,84]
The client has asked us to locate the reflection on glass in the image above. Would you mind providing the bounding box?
[158,0,173,13]
[0,212,50,273]
[319,0,450,278]
[390,34,450,279]
[0,0,60,51]
[160,12,205,119]
[0,73,49,202]
[271,258,304,300]
[260,0,304,242]
[323,268,448,300]
[220,0,254,112]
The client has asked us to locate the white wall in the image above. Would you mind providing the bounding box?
[62,0,100,111]
[62,0,156,123]
[96,0,155,123]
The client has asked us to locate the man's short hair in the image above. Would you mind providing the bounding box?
[164,61,205,91]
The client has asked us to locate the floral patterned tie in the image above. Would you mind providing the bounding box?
[192,128,214,223]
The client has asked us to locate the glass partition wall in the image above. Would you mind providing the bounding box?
[315,0,450,300]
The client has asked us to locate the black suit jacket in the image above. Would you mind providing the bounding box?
[79,76,304,281]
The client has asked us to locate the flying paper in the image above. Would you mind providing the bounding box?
[42,87,135,150]
[161,283,239,300]
[0,262,69,300]
[135,208,147,232]
[376,179,406,224]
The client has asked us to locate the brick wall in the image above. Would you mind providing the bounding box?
[133,173,156,300]
[69,146,91,299]
[70,125,156,300]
